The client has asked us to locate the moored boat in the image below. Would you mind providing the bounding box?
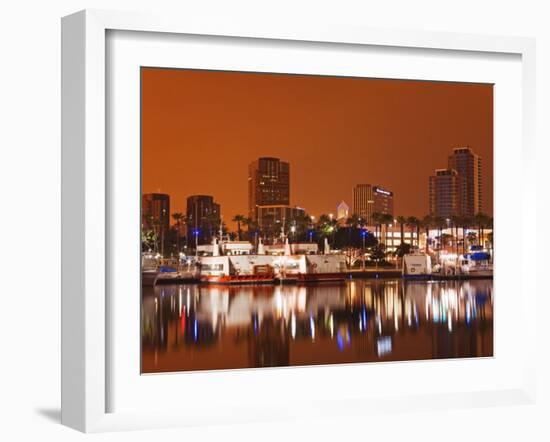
[402,252,432,279]
[198,238,348,284]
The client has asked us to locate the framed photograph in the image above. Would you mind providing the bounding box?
[61,9,537,432]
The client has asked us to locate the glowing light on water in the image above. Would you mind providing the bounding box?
[377,336,392,357]
[337,332,344,350]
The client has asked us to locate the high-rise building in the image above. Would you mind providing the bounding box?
[352,184,394,225]
[248,157,290,221]
[336,201,350,221]
[186,195,221,245]
[447,147,482,217]
[352,184,372,222]
[142,193,170,255]
[142,193,170,236]
[429,169,463,218]
[373,186,394,219]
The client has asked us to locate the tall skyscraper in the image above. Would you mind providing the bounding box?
[352,184,394,225]
[186,195,221,245]
[142,193,170,236]
[429,169,463,218]
[447,147,482,217]
[248,157,290,221]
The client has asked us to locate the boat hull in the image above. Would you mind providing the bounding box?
[297,272,347,283]
[141,271,159,287]
[200,274,276,285]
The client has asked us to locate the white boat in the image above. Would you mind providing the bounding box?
[458,249,493,277]
[199,254,277,284]
[402,253,432,278]
[141,252,160,287]
[198,238,347,284]
[141,252,200,286]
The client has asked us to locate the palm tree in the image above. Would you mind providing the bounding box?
[420,215,433,252]
[232,214,246,241]
[380,213,394,247]
[317,214,338,245]
[171,212,185,253]
[474,213,492,248]
[346,213,361,248]
[396,216,407,245]
[432,216,446,250]
[372,212,383,244]
[461,215,474,254]
[141,229,157,252]
[407,216,421,249]
[242,216,256,244]
[486,216,494,255]
[450,215,461,255]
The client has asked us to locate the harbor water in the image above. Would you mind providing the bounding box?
[141,279,493,373]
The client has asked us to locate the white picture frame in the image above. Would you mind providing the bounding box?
[61,9,537,433]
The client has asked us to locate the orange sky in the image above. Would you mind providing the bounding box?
[141,68,493,228]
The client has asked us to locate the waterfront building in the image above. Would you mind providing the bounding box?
[248,157,290,221]
[429,169,463,218]
[352,184,394,224]
[447,146,483,217]
[372,224,416,254]
[142,193,170,243]
[336,201,350,221]
[186,195,221,245]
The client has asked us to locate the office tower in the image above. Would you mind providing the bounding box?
[372,186,394,219]
[448,147,482,217]
[429,169,463,218]
[186,195,221,245]
[142,193,170,236]
[248,157,290,221]
[141,193,170,255]
[352,184,394,225]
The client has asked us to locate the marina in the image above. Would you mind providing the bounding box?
[142,237,493,287]
[139,70,496,373]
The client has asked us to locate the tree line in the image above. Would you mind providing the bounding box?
[142,210,493,262]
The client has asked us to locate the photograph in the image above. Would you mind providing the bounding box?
[140,67,494,374]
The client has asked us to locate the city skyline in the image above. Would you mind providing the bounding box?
[142,68,493,229]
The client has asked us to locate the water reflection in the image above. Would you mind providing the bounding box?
[141,279,493,373]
